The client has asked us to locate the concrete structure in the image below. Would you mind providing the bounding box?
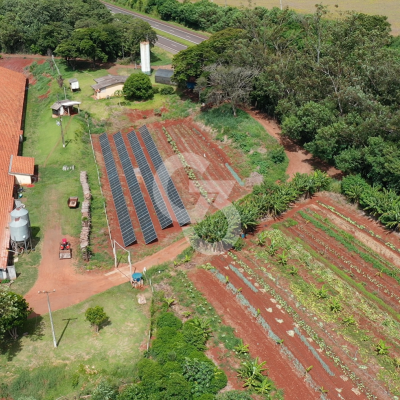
[91,75,128,100]
[50,99,81,117]
[68,78,80,91]
[140,41,151,75]
[155,69,175,85]
[0,66,35,275]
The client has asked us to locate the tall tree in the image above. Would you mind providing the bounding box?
[0,289,32,340]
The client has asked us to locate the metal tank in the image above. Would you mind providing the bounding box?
[11,206,30,226]
[9,217,30,242]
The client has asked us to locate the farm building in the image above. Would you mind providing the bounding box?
[50,99,81,117]
[91,75,128,100]
[68,78,79,91]
[0,66,35,276]
[155,69,175,85]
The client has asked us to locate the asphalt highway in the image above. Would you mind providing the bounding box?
[103,2,208,54]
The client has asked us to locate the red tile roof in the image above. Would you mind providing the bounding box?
[10,155,35,176]
[0,66,28,269]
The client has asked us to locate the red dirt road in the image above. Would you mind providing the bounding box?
[247,110,342,180]
[189,269,319,400]
[25,224,189,315]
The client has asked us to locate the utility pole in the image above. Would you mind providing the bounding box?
[56,117,65,148]
[280,0,282,10]
[63,86,67,100]
[38,290,57,348]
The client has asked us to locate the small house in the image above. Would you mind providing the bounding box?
[50,99,81,117]
[155,69,175,86]
[8,155,35,185]
[91,75,128,100]
[68,78,80,91]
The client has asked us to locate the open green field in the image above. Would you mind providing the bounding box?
[208,0,400,35]
[0,283,150,399]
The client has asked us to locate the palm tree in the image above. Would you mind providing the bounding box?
[237,357,267,384]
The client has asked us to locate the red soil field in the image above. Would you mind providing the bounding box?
[91,119,247,257]
[190,268,329,400]
[186,193,400,399]
[148,120,250,221]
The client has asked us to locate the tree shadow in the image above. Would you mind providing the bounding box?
[0,314,45,361]
[31,226,41,248]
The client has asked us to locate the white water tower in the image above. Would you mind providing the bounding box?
[140,41,151,75]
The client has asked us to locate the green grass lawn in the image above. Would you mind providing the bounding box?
[197,105,288,183]
[0,283,150,399]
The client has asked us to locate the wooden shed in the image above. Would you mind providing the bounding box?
[69,78,80,91]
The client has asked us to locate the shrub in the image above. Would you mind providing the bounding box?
[85,306,108,333]
[269,146,285,164]
[137,358,163,382]
[157,312,183,330]
[92,380,117,400]
[183,358,215,397]
[209,369,228,394]
[161,372,193,399]
[152,86,160,94]
[198,394,215,400]
[162,361,182,376]
[182,322,207,350]
[123,72,154,100]
[216,391,253,400]
[160,86,174,95]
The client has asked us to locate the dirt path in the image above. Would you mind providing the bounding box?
[247,110,342,180]
[25,224,189,315]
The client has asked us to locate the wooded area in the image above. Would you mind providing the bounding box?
[0,0,157,62]
[170,6,400,192]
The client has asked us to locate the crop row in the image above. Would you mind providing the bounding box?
[211,267,329,399]
[162,126,212,204]
[249,228,400,395]
[298,211,400,284]
[292,223,400,308]
[226,249,377,399]
[317,201,400,254]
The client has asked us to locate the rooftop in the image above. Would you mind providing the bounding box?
[50,99,81,110]
[0,66,27,269]
[91,75,128,91]
[9,155,35,176]
[155,69,174,78]
[68,78,78,83]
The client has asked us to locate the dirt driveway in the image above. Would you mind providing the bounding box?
[25,225,189,315]
[247,110,342,180]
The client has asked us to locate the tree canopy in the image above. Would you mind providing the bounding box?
[171,7,400,192]
[0,0,157,64]
[0,289,32,340]
[123,72,154,100]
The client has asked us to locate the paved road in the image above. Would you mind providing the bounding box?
[103,1,207,54]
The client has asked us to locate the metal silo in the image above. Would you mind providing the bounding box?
[9,218,30,242]
[11,206,30,227]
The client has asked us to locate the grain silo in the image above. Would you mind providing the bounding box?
[9,206,32,253]
[140,41,151,75]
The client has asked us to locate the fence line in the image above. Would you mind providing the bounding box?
[89,131,113,247]
[51,55,61,76]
